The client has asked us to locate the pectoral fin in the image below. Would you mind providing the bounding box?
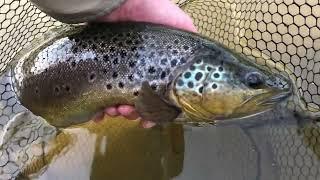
[135,82,181,124]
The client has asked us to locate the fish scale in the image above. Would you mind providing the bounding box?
[10,22,291,128]
[11,23,201,127]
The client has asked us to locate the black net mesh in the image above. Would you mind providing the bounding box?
[0,0,62,72]
[1,0,320,112]
[176,0,320,113]
[0,0,320,179]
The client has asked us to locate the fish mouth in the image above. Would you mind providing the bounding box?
[259,89,292,105]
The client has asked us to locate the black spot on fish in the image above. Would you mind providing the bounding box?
[160,71,166,79]
[35,88,39,94]
[143,35,149,39]
[207,66,212,71]
[134,40,140,45]
[92,44,97,50]
[196,59,202,64]
[218,67,224,72]
[110,46,116,52]
[138,46,146,51]
[177,79,184,86]
[118,82,124,88]
[140,58,146,66]
[189,65,195,71]
[171,59,178,67]
[103,69,108,74]
[149,52,155,58]
[131,46,137,51]
[180,57,186,64]
[120,50,127,58]
[73,47,78,52]
[81,44,87,49]
[128,74,134,81]
[89,73,96,82]
[148,66,156,74]
[158,51,164,56]
[195,72,203,81]
[111,37,119,43]
[65,86,70,92]
[212,84,218,89]
[214,73,220,78]
[101,43,106,47]
[187,82,194,88]
[174,39,179,44]
[133,91,139,96]
[167,45,172,49]
[74,38,80,43]
[199,86,203,93]
[112,72,118,79]
[184,72,191,79]
[172,49,178,55]
[118,42,124,47]
[126,40,133,45]
[150,44,155,48]
[161,58,167,65]
[106,84,112,90]
[134,53,140,58]
[129,61,136,68]
[151,84,157,90]
[183,45,189,50]
[71,61,76,67]
[54,86,60,93]
[113,58,119,65]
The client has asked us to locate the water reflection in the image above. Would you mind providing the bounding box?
[9,108,320,180]
[19,118,184,180]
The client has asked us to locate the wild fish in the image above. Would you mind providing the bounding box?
[10,22,292,128]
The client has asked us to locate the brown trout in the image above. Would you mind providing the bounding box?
[11,22,292,128]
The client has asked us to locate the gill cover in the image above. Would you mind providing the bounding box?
[170,47,290,122]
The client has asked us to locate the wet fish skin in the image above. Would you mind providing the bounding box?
[11,22,292,128]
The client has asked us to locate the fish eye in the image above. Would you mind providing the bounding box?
[245,72,265,89]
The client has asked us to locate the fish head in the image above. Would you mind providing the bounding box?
[170,49,292,122]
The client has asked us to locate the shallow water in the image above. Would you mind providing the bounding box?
[2,100,320,180]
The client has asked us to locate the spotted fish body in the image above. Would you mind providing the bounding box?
[11,22,292,128]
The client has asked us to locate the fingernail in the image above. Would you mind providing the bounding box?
[93,112,105,123]
[104,107,119,117]
[141,121,156,128]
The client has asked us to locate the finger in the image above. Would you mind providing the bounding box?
[97,0,197,33]
[140,120,157,129]
[104,106,120,117]
[117,105,140,120]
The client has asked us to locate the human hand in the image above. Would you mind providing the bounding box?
[96,0,197,128]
